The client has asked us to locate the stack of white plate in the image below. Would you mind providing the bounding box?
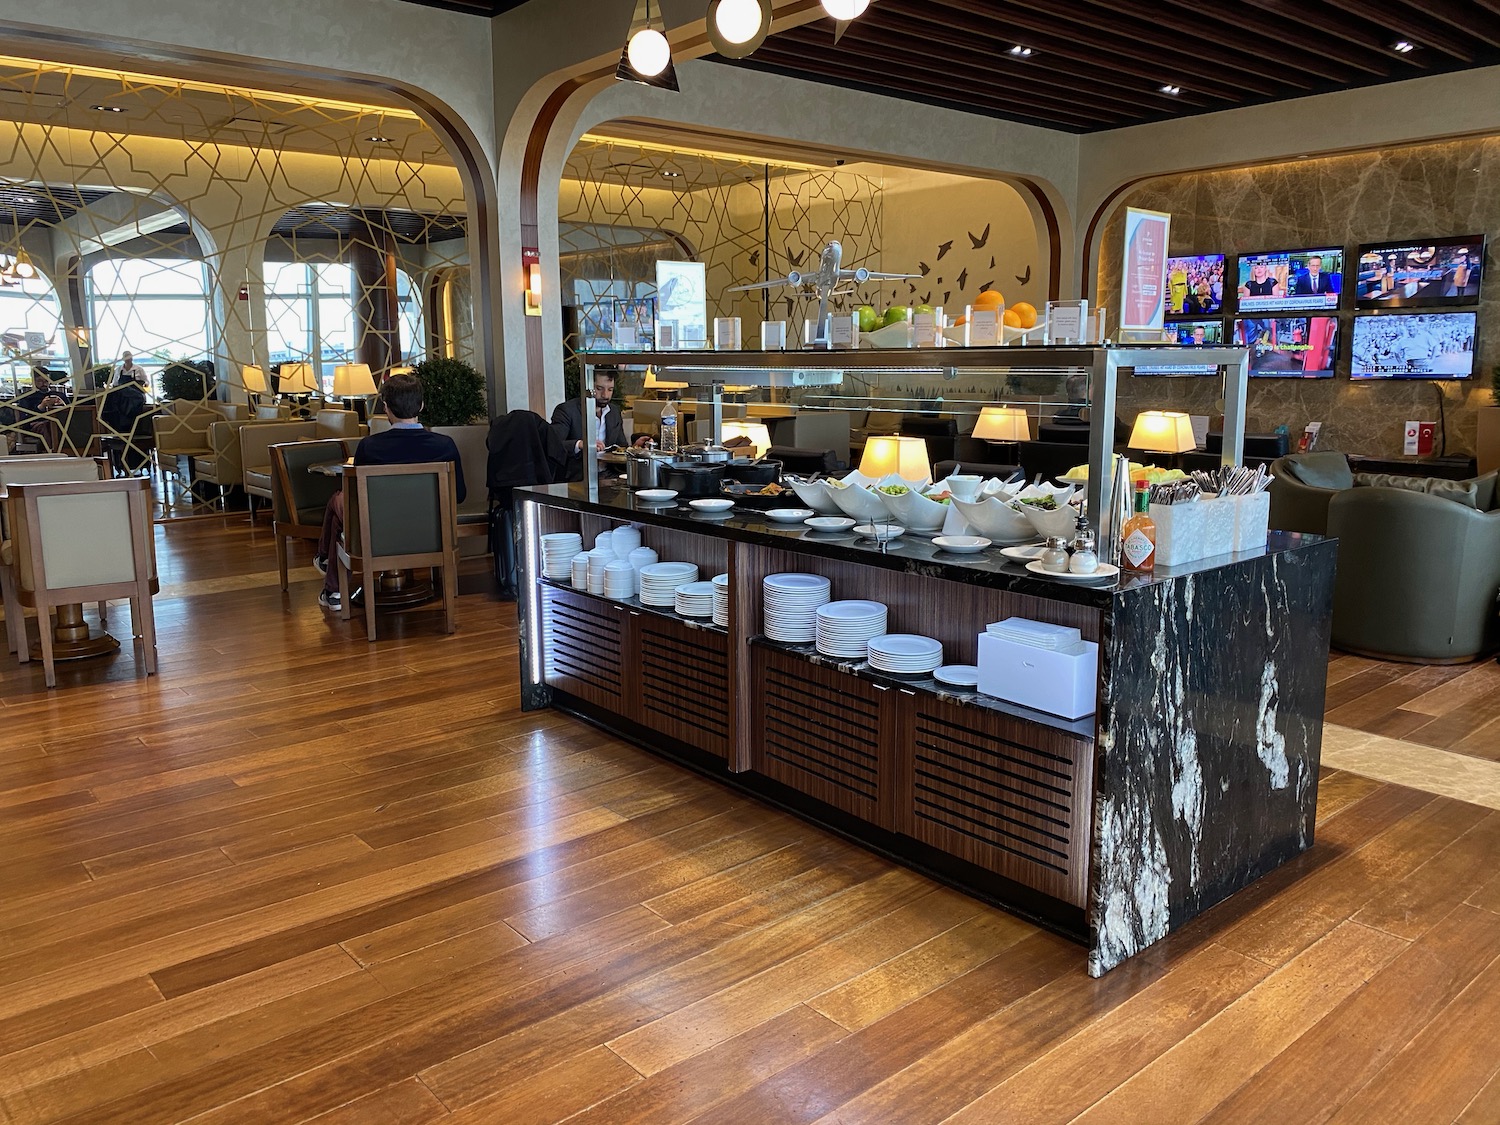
[639,561,698,606]
[675,581,716,617]
[570,551,591,589]
[588,552,612,595]
[611,525,642,559]
[541,532,582,579]
[815,600,889,658]
[712,572,730,626]
[603,560,636,599]
[867,634,944,675]
[763,573,832,643]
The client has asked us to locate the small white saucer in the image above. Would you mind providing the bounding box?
[1000,544,1047,561]
[689,498,735,513]
[854,523,906,542]
[1025,560,1119,582]
[932,535,991,554]
[765,508,815,523]
[805,516,856,532]
[933,664,980,688]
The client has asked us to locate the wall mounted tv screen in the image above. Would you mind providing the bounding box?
[1135,319,1225,375]
[1166,254,1226,316]
[1350,312,1477,379]
[1235,248,1344,313]
[1355,236,1484,308]
[1233,317,1339,378]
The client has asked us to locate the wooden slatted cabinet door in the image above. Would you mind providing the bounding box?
[633,612,731,759]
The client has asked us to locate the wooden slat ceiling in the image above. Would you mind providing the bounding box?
[394,0,528,14]
[726,0,1500,133]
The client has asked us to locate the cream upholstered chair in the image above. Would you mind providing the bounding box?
[336,461,459,642]
[0,457,107,659]
[5,476,156,688]
[239,420,318,519]
[314,409,362,441]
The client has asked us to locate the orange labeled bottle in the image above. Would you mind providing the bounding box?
[1120,483,1156,571]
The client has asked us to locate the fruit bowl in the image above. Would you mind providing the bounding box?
[950,497,1037,544]
[860,322,914,349]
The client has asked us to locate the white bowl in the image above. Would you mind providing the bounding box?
[635,489,678,504]
[854,523,906,542]
[765,508,814,524]
[932,535,992,554]
[786,477,842,515]
[877,487,950,532]
[689,498,735,513]
[1016,500,1080,539]
[950,497,1037,545]
[827,478,896,521]
[804,516,856,532]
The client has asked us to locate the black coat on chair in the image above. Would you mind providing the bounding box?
[486,410,568,598]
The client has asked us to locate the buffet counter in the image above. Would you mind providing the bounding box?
[515,481,1337,975]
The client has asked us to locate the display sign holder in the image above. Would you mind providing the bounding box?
[1120,207,1171,343]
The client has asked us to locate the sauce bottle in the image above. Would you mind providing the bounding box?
[1121,484,1156,571]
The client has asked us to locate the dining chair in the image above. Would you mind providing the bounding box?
[336,461,459,641]
[5,476,157,687]
[269,439,350,590]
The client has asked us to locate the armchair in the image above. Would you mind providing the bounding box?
[1268,453,1356,535]
[336,461,459,641]
[314,408,362,441]
[239,421,318,518]
[270,439,350,590]
[431,423,490,542]
[1327,486,1500,662]
[193,419,254,500]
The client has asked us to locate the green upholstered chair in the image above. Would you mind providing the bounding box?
[269,439,351,590]
[1268,452,1354,535]
[336,461,459,642]
[5,476,157,688]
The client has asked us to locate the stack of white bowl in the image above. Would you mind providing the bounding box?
[639,561,698,606]
[610,525,642,560]
[588,551,613,595]
[570,551,591,589]
[629,546,658,587]
[540,532,582,580]
[594,529,614,556]
[604,560,636,599]
[711,572,730,626]
[815,600,889,658]
[763,573,832,642]
[674,581,716,617]
[867,634,944,675]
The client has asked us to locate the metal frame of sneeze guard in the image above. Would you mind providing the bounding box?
[579,346,1250,528]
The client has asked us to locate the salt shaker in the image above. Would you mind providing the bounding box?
[1040,536,1071,572]
[1069,515,1098,575]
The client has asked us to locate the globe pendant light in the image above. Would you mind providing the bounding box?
[707,0,772,58]
[617,0,679,91]
[821,0,870,19]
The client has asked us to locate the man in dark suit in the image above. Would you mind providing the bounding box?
[1292,255,1340,297]
[551,367,627,481]
[314,372,465,612]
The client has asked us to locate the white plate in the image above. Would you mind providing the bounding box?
[931,535,991,555]
[635,489,678,503]
[1025,560,1120,582]
[765,508,815,523]
[867,634,943,658]
[689,498,735,512]
[1000,544,1047,561]
[804,516,857,532]
[933,664,980,688]
[853,524,906,542]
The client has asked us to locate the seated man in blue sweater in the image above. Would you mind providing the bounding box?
[314,372,466,611]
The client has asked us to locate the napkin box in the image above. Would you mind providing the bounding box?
[978,633,1098,720]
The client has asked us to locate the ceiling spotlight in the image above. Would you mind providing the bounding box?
[821,0,870,19]
[365,135,393,143]
[1159,84,1182,95]
[90,104,125,113]
[1008,45,1033,57]
[707,0,772,58]
[16,194,39,205]
[660,169,683,178]
[1392,39,1416,53]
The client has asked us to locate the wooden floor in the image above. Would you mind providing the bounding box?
[2,516,1500,1124]
[1326,652,1500,761]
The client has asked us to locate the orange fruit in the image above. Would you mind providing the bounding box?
[1002,309,1023,328]
[1010,301,1037,329]
[953,315,968,326]
[973,290,1004,309]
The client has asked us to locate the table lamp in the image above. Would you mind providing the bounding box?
[720,419,772,457]
[278,361,317,398]
[972,403,1032,449]
[241,364,268,407]
[332,362,377,415]
[859,434,931,484]
[1128,410,1197,469]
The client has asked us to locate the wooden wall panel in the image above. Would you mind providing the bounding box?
[636,614,730,759]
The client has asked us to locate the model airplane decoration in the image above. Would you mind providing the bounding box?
[729,239,918,342]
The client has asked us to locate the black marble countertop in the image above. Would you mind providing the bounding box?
[517,482,1331,611]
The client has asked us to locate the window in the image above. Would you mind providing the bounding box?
[0,274,66,397]
[265,261,356,393]
[86,258,210,393]
[396,267,424,364]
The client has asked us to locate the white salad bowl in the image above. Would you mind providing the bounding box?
[1017,499,1080,539]
[785,477,842,515]
[877,486,949,532]
[950,496,1038,544]
[826,478,895,522]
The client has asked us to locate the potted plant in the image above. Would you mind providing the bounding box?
[161,358,215,401]
[411,357,486,427]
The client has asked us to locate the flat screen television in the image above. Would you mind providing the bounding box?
[1355,236,1484,308]
[1350,311,1477,379]
[1134,319,1225,375]
[1235,248,1344,313]
[1165,254,1226,316]
[1233,316,1339,378]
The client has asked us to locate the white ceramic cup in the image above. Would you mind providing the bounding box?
[945,474,983,502]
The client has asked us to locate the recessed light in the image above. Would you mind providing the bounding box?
[1159,84,1182,95]
[660,170,683,179]
[1392,40,1416,53]
[90,104,125,113]
[1008,45,1033,57]
[365,135,393,143]
[16,195,39,204]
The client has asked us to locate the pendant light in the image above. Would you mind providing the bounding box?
[617,0,680,91]
[821,0,870,18]
[707,0,772,58]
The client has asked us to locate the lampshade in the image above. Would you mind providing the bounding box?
[240,364,268,394]
[720,420,772,457]
[859,435,932,483]
[332,362,376,397]
[1128,410,1197,454]
[971,404,1032,443]
[643,367,688,391]
[278,361,317,394]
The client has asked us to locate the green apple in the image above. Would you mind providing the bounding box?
[914,304,935,317]
[856,305,880,333]
[882,305,912,327]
